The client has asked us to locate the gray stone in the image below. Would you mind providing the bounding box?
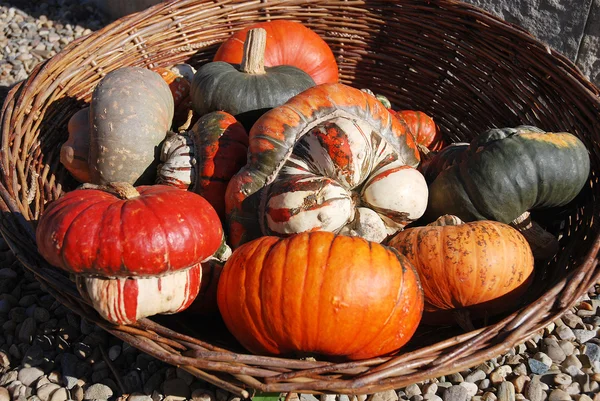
[18,318,37,344]
[423,396,441,401]
[548,389,571,401]
[577,0,600,85]
[556,325,577,341]
[108,345,121,361]
[542,338,567,363]
[458,382,477,398]
[372,390,398,401]
[442,386,468,401]
[130,395,153,401]
[22,344,44,367]
[422,384,437,395]
[36,383,60,401]
[478,379,491,390]
[573,329,597,343]
[497,382,515,401]
[83,383,113,400]
[48,388,68,401]
[18,367,44,386]
[1,370,18,386]
[524,380,544,401]
[465,369,486,383]
[529,357,551,375]
[405,385,421,398]
[585,343,600,362]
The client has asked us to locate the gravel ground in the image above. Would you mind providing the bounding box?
[2,2,600,401]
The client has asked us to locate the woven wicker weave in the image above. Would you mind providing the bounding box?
[1,0,600,397]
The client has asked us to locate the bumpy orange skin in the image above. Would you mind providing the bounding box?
[387,220,534,321]
[217,232,424,361]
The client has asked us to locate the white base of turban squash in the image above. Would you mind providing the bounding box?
[76,263,202,325]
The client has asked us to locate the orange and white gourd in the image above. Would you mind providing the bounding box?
[157,111,248,221]
[226,83,427,247]
[35,182,225,325]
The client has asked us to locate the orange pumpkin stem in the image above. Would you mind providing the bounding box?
[241,28,267,75]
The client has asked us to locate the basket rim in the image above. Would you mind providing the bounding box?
[1,0,600,396]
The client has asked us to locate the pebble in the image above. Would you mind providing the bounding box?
[18,368,43,387]
[442,385,468,401]
[524,380,544,401]
[574,329,597,343]
[83,383,112,400]
[48,388,68,401]
[465,369,486,383]
[548,389,571,401]
[0,387,8,401]
[458,382,477,397]
[405,384,421,397]
[36,383,60,401]
[584,343,600,362]
[556,325,577,341]
[497,382,515,401]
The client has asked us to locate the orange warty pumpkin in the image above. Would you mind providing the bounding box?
[387,216,534,322]
[217,232,424,361]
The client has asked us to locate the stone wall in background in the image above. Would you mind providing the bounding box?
[462,0,599,86]
[94,0,600,87]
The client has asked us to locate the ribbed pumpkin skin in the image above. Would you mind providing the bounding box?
[425,126,591,223]
[394,110,444,151]
[387,220,534,316]
[36,185,222,277]
[158,112,248,221]
[214,20,339,85]
[217,232,424,361]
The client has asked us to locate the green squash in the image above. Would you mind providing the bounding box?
[190,28,315,130]
[425,125,590,224]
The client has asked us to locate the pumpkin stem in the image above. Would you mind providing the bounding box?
[241,28,267,75]
[428,214,464,227]
[79,182,140,199]
[511,211,559,261]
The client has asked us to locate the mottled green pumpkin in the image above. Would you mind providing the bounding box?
[424,126,590,224]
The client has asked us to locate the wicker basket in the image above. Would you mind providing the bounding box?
[1,0,600,397]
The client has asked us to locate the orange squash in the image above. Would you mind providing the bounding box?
[60,107,91,183]
[217,231,423,361]
[387,216,534,324]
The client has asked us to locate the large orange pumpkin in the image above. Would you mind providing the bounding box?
[214,20,338,85]
[217,232,424,361]
[387,216,534,323]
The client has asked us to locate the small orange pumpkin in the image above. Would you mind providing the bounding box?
[387,215,534,324]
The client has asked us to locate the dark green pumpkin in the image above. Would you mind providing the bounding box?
[419,142,469,184]
[190,28,315,130]
[424,125,590,224]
